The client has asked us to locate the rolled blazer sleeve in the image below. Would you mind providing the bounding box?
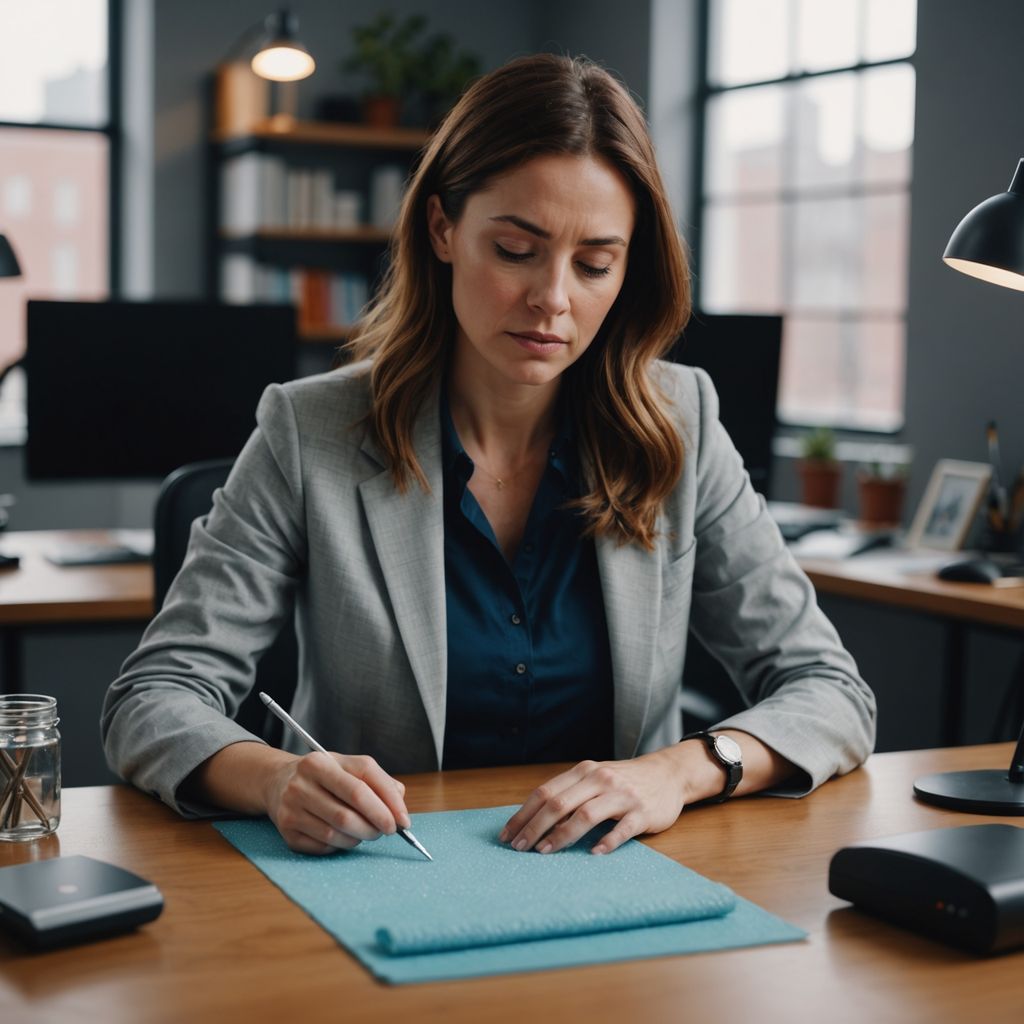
[101,384,307,817]
[679,366,876,795]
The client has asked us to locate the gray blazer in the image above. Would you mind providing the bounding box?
[102,361,875,817]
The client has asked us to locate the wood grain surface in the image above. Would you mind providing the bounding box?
[2,744,1021,1024]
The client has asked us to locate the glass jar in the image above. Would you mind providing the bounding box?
[0,694,60,841]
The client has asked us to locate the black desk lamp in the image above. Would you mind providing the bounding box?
[0,231,22,391]
[0,233,20,278]
[0,232,21,569]
[913,159,1024,813]
[231,9,315,83]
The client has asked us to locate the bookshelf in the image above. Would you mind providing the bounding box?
[206,117,429,344]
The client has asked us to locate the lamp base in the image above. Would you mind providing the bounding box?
[913,770,1024,815]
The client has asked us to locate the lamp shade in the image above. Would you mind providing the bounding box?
[250,10,315,82]
[0,234,21,278]
[943,159,1024,291]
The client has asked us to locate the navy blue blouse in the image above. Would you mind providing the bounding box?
[440,395,614,770]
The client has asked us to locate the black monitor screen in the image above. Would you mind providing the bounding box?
[25,300,298,480]
[667,312,783,498]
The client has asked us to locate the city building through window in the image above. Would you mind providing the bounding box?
[697,0,917,431]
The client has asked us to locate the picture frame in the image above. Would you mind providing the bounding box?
[906,459,992,551]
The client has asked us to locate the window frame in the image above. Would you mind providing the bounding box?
[690,0,916,436]
[0,0,122,302]
[0,0,120,446]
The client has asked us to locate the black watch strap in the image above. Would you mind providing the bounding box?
[682,730,743,803]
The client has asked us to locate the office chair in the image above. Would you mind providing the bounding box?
[154,458,298,744]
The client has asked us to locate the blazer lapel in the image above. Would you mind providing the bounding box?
[358,396,447,768]
[596,534,661,759]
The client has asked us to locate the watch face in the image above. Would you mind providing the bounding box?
[713,734,743,765]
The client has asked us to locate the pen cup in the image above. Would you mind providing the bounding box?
[0,694,61,841]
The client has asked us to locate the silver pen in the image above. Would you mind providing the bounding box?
[258,691,433,861]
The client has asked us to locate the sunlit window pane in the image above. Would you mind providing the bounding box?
[864,0,917,62]
[777,315,846,423]
[795,0,858,73]
[778,314,904,429]
[850,317,905,429]
[861,193,909,313]
[861,64,915,185]
[704,87,785,198]
[792,73,857,189]
[0,128,108,372]
[0,0,108,126]
[709,0,790,87]
[791,196,861,311]
[701,200,783,313]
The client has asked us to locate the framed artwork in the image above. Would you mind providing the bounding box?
[906,459,992,551]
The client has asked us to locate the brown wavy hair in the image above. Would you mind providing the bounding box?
[348,53,691,549]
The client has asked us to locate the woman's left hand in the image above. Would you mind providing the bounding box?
[499,749,688,855]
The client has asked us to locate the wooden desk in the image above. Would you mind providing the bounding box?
[0,531,153,691]
[802,552,1024,746]
[800,553,1024,631]
[1,745,1021,1023]
[0,531,153,625]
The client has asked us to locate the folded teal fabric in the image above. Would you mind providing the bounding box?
[214,805,805,984]
[375,845,735,955]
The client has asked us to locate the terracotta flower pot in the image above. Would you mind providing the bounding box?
[857,474,906,527]
[799,459,842,509]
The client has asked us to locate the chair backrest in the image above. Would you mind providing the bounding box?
[154,458,235,608]
[153,458,297,741]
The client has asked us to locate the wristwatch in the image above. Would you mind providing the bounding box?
[682,731,743,803]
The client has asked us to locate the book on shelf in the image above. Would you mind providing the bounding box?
[220,255,369,330]
[220,153,387,234]
[220,152,287,233]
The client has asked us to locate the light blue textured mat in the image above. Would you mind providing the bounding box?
[214,805,805,984]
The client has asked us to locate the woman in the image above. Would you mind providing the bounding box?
[102,55,875,857]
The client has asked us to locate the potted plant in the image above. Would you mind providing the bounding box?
[857,460,908,527]
[413,33,481,127]
[341,13,428,127]
[799,428,841,508]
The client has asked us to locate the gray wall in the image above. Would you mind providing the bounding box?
[537,0,652,107]
[903,0,1024,513]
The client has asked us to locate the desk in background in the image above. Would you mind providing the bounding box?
[0,530,153,692]
[1,745,1021,1023]
[801,550,1024,746]
[3,530,1023,744]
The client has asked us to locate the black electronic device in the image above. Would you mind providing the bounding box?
[0,854,164,949]
[828,824,1024,954]
[937,558,1004,584]
[25,300,297,481]
[667,312,783,499]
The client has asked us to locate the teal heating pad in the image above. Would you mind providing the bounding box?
[214,805,805,984]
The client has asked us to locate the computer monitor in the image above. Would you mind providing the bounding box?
[667,312,783,498]
[25,300,298,481]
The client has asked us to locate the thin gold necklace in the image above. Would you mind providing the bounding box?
[468,445,549,491]
[470,460,524,491]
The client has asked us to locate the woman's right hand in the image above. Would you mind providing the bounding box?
[262,751,410,855]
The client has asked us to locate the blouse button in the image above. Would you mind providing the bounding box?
[511,613,522,625]
[515,663,527,675]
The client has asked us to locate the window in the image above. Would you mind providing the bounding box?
[0,0,115,443]
[696,0,916,431]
